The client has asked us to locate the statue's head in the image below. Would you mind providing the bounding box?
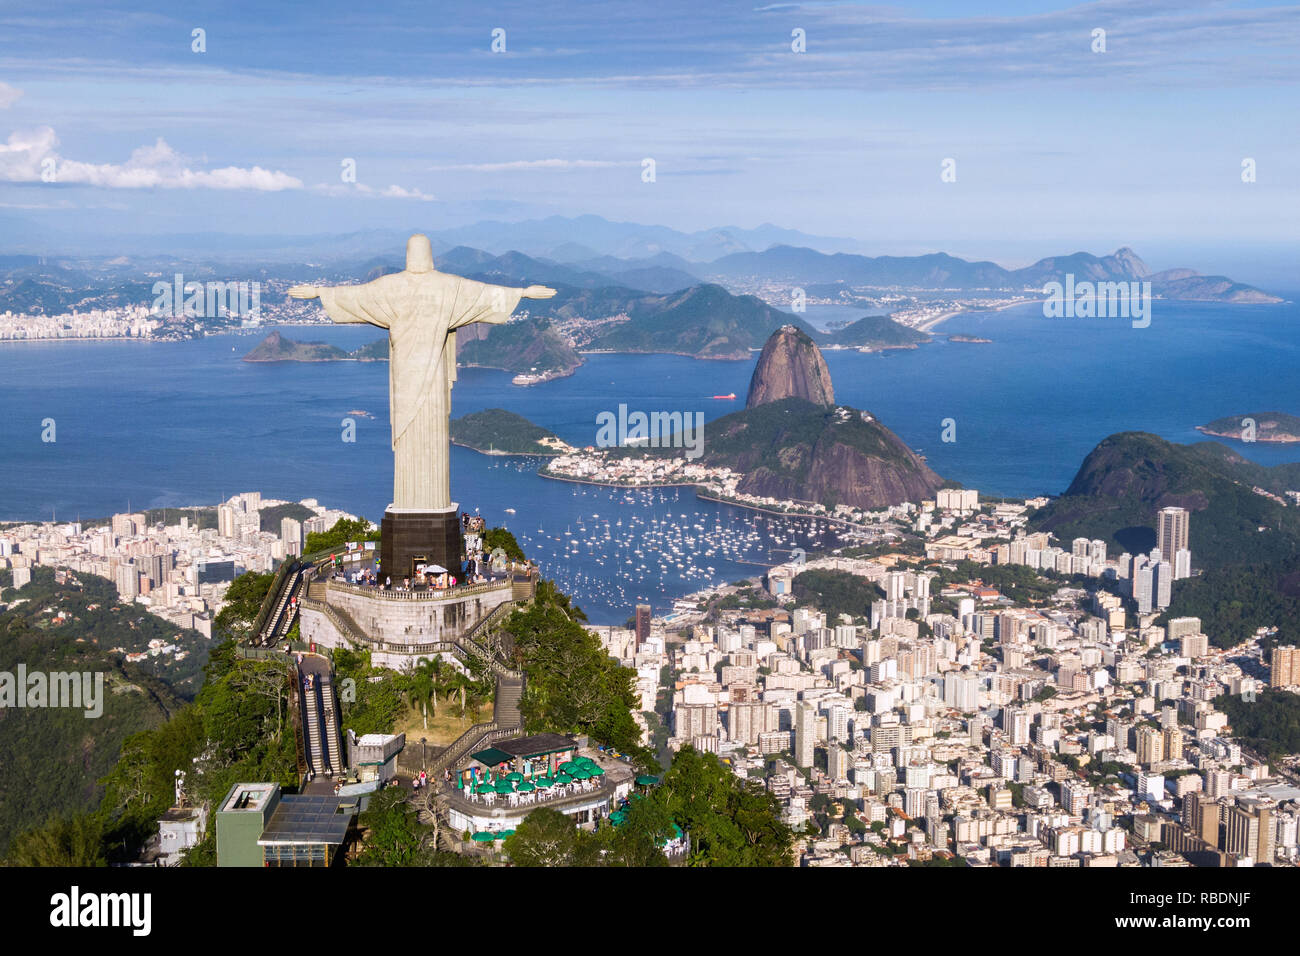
[405,234,435,273]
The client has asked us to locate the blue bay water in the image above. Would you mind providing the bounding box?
[1,298,1297,621]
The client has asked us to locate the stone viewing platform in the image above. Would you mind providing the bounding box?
[299,566,537,671]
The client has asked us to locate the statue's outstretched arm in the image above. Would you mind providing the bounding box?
[288,281,391,328]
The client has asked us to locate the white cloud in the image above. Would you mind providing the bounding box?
[0,127,302,191]
[426,158,627,172]
[0,83,22,109]
[313,182,436,201]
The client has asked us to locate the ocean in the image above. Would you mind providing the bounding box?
[2,297,1297,621]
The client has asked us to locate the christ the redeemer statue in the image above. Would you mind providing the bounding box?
[288,235,555,513]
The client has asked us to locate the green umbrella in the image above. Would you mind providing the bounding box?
[495,781,514,794]
[517,782,535,792]
[588,765,606,776]
[471,831,496,842]
[506,772,524,783]
[475,783,494,794]
[536,776,554,788]
[555,773,573,785]
[635,775,660,786]
[500,829,515,838]
[571,769,591,780]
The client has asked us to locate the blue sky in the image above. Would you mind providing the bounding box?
[0,0,1296,270]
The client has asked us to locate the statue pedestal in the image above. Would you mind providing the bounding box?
[380,505,463,582]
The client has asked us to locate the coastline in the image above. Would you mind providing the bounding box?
[451,439,561,457]
[536,467,878,530]
[1195,426,1300,445]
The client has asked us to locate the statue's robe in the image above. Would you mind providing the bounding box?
[317,270,521,510]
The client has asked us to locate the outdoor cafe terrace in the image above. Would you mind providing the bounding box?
[446,734,633,814]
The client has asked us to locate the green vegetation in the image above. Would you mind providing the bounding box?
[933,561,1061,605]
[1199,411,1300,443]
[820,314,928,349]
[3,569,303,864]
[242,330,349,362]
[483,526,526,562]
[352,788,477,867]
[503,745,791,867]
[451,408,566,456]
[791,568,882,621]
[0,568,192,855]
[662,396,942,511]
[502,580,646,760]
[304,516,380,555]
[213,570,274,644]
[593,284,808,359]
[1031,431,1300,570]
[258,502,317,532]
[456,315,582,375]
[1159,557,1300,648]
[1219,690,1300,758]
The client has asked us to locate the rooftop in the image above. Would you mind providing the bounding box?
[494,733,578,760]
[258,794,351,846]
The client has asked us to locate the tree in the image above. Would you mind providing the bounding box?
[213,570,274,642]
[503,808,580,866]
[305,516,379,556]
[656,745,793,867]
[355,788,424,867]
[7,815,107,867]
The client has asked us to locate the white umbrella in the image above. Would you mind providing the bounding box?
[426,564,448,573]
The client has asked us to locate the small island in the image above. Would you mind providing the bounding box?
[1198,412,1300,444]
[450,408,574,456]
[948,334,992,344]
[242,330,350,362]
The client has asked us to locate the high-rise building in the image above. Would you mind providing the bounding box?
[1183,792,1221,847]
[674,703,717,741]
[113,558,139,600]
[1153,561,1173,610]
[828,742,849,782]
[1162,727,1185,761]
[281,517,303,557]
[1003,706,1029,746]
[1136,725,1165,766]
[1157,507,1190,578]
[794,701,816,768]
[728,701,773,745]
[218,504,238,540]
[1273,646,1300,688]
[1133,561,1155,615]
[634,604,651,649]
[1224,801,1275,864]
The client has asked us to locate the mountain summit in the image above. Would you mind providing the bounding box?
[746,325,835,409]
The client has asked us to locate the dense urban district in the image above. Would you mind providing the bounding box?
[4,470,1300,868]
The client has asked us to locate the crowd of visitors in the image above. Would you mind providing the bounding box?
[320,512,534,594]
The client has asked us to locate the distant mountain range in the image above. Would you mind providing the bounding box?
[703,245,1281,303]
[0,213,1281,307]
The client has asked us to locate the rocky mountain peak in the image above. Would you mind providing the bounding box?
[746,325,835,409]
